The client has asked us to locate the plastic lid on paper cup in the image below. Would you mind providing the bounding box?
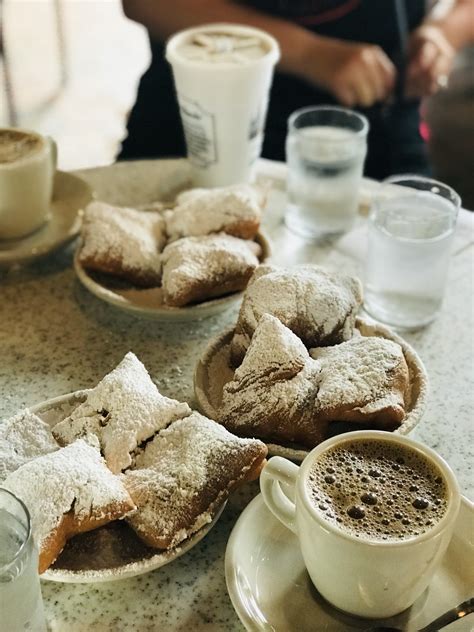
[166,23,280,70]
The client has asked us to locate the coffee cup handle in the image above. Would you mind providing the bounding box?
[260,456,299,534]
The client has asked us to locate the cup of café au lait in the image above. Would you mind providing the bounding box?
[0,128,57,239]
[260,431,460,619]
[166,23,280,187]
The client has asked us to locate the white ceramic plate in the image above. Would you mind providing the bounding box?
[74,231,271,322]
[194,317,429,462]
[226,493,474,631]
[30,391,226,583]
[0,171,93,267]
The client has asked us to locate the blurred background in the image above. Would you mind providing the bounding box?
[0,0,149,170]
[1,0,473,206]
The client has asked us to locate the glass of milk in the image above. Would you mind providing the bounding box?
[285,106,369,239]
[0,489,47,632]
[364,175,461,330]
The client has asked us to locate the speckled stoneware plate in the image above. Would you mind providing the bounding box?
[0,171,93,267]
[226,494,474,631]
[73,231,271,322]
[194,317,429,462]
[30,391,226,583]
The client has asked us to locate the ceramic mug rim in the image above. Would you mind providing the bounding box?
[296,430,461,548]
[0,126,51,169]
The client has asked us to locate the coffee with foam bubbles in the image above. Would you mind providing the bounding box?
[307,439,448,541]
[0,130,42,164]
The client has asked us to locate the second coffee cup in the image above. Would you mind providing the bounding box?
[166,23,280,188]
[0,128,56,240]
[260,430,460,619]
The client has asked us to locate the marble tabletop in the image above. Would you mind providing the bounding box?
[0,159,472,632]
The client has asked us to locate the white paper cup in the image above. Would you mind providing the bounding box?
[166,23,280,187]
[260,431,461,619]
[0,128,56,240]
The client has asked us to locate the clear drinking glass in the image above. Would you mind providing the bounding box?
[285,105,369,239]
[0,489,47,632]
[364,175,461,330]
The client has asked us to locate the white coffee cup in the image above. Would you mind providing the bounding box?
[166,23,280,188]
[0,128,57,239]
[260,431,461,619]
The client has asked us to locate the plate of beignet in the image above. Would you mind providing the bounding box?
[1,353,267,582]
[74,184,271,321]
[194,264,429,462]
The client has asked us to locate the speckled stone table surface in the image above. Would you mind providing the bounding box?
[0,159,473,632]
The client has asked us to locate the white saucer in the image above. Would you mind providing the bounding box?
[74,231,271,322]
[226,494,473,631]
[0,171,93,267]
[30,390,226,583]
[194,317,429,462]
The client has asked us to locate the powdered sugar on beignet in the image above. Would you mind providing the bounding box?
[0,409,58,482]
[221,314,408,450]
[221,314,325,447]
[310,336,408,429]
[3,438,135,573]
[231,264,363,365]
[124,412,267,549]
[79,201,165,286]
[53,352,191,473]
[165,184,263,242]
[161,234,261,307]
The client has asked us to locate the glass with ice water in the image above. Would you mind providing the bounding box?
[0,489,47,632]
[364,175,460,330]
[285,106,368,238]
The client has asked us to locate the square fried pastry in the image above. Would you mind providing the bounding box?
[3,438,135,573]
[53,352,191,473]
[309,335,409,430]
[123,412,267,549]
[231,264,363,365]
[0,409,58,483]
[165,184,264,242]
[221,314,409,449]
[161,233,261,307]
[221,314,326,448]
[79,201,166,287]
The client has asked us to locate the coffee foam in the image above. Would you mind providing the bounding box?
[176,30,270,65]
[306,439,448,542]
[0,130,42,164]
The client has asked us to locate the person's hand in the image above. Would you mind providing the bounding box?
[405,25,455,98]
[303,39,396,107]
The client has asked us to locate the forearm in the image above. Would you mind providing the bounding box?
[122,0,396,106]
[424,0,474,49]
[122,0,332,81]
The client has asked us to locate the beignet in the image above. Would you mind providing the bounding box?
[231,264,363,365]
[53,352,191,473]
[79,201,166,287]
[165,183,264,242]
[3,438,135,573]
[221,314,326,447]
[124,412,267,549]
[0,409,58,483]
[161,234,261,307]
[309,335,409,430]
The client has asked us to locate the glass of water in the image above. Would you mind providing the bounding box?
[364,175,461,330]
[285,105,368,238]
[0,489,47,632]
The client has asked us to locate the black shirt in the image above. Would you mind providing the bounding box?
[119,0,429,179]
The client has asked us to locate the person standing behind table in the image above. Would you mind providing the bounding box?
[119,0,473,180]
